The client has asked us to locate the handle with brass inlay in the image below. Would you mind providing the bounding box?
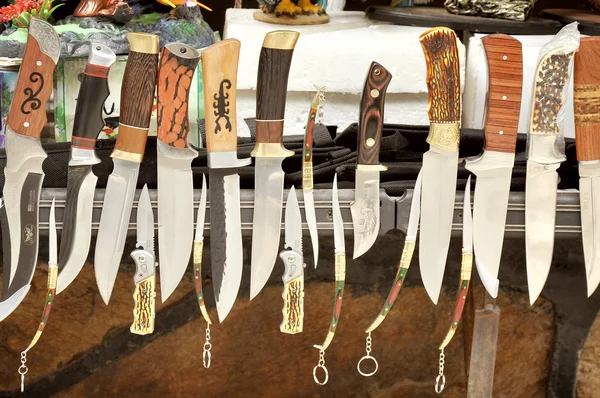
[280,248,304,334]
[130,248,156,335]
[113,33,159,162]
[574,37,600,162]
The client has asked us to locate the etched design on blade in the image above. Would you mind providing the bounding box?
[351,171,380,259]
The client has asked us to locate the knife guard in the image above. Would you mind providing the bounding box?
[481,34,523,154]
[356,62,392,166]
[113,33,159,162]
[419,27,461,152]
[130,248,156,335]
[7,19,59,140]
[156,43,200,149]
[574,37,600,162]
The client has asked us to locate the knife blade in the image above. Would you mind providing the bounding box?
[303,88,324,268]
[130,184,156,335]
[94,33,159,305]
[280,186,305,334]
[526,47,576,305]
[574,37,600,296]
[418,27,462,305]
[350,62,391,260]
[0,19,59,322]
[156,42,200,302]
[465,34,523,298]
[57,44,117,294]
[249,30,299,300]
[201,38,251,322]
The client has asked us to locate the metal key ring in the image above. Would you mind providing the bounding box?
[435,374,446,394]
[203,348,212,369]
[313,364,329,385]
[357,355,379,377]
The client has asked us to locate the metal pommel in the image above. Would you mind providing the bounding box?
[127,33,159,54]
[262,30,300,50]
[164,42,199,60]
[207,151,252,169]
[88,43,117,67]
[28,18,60,64]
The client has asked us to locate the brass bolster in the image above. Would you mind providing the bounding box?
[262,31,300,50]
[193,241,204,264]
[127,33,159,54]
[400,241,416,269]
[427,122,460,152]
[112,124,148,163]
[251,143,294,158]
[461,252,473,280]
[334,253,346,281]
[47,265,58,289]
[302,162,313,190]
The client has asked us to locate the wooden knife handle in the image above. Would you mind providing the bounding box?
[419,27,461,124]
[72,44,116,150]
[156,43,200,149]
[255,31,300,144]
[7,19,59,140]
[113,33,159,160]
[574,37,600,162]
[481,34,523,154]
[357,62,392,165]
[202,39,240,153]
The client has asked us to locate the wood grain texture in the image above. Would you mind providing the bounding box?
[119,51,158,129]
[202,39,240,153]
[255,120,284,143]
[357,62,392,165]
[156,45,199,148]
[482,34,523,153]
[419,27,461,123]
[72,65,111,145]
[6,34,56,139]
[303,107,316,163]
[114,125,148,156]
[574,37,600,161]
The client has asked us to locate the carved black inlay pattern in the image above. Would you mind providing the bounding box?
[20,72,44,115]
[213,79,232,134]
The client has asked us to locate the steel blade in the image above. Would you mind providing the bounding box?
[210,168,244,322]
[57,166,98,294]
[350,169,380,259]
[284,186,303,253]
[526,161,560,305]
[406,169,423,241]
[419,147,458,305]
[250,157,286,300]
[303,188,319,267]
[195,174,207,243]
[157,143,196,302]
[137,184,154,251]
[463,176,473,252]
[94,158,140,305]
[465,151,514,297]
[49,197,57,265]
[578,163,600,296]
[332,175,345,253]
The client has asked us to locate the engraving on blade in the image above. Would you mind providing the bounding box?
[210,169,243,322]
[250,158,285,300]
[95,160,139,304]
[525,161,559,305]
[157,149,195,302]
[57,167,97,294]
[304,190,319,267]
[419,148,458,304]
[351,170,380,259]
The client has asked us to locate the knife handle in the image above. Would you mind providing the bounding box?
[113,33,159,162]
[280,248,304,334]
[7,19,59,139]
[72,44,117,150]
[481,34,523,154]
[156,43,200,149]
[201,39,240,153]
[255,31,300,145]
[130,248,156,335]
[574,37,600,162]
[357,62,392,165]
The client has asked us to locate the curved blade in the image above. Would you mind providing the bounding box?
[49,198,57,266]
[350,169,381,259]
[419,147,458,304]
[0,284,30,323]
[463,176,472,252]
[94,159,139,305]
[304,189,319,267]
[579,164,600,296]
[57,166,98,294]
[195,174,207,243]
[526,161,559,305]
[332,175,345,253]
[284,186,303,253]
[250,157,285,300]
[406,170,423,242]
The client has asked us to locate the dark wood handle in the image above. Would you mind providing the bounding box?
[303,107,316,163]
[357,62,392,165]
[419,27,461,124]
[481,34,523,154]
[156,43,200,149]
[575,37,600,162]
[255,30,300,144]
[201,39,239,153]
[6,29,57,140]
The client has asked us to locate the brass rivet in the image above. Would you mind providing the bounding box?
[371,89,380,98]
[374,69,381,75]
[502,95,507,100]
[503,55,508,60]
[367,138,375,147]
[499,130,504,135]
[36,61,42,66]
[23,122,29,128]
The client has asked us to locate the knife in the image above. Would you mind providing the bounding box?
[418,27,462,305]
[57,44,117,294]
[526,45,577,305]
[350,62,391,259]
[250,30,299,300]
[464,34,523,298]
[0,19,59,322]
[95,33,159,305]
[573,37,600,296]
[201,38,251,322]
[156,42,200,302]
[303,88,325,268]
[280,186,305,334]
[130,184,156,335]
